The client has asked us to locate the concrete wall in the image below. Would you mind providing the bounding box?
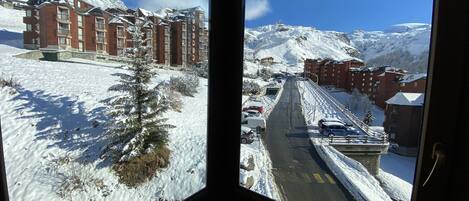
[14,50,44,60]
[331,143,388,175]
[347,154,381,175]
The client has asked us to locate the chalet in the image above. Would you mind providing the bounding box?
[304,58,364,88]
[383,92,425,156]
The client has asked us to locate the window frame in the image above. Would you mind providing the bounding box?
[0,1,468,201]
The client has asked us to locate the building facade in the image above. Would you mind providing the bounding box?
[304,58,427,108]
[304,58,364,89]
[23,0,208,66]
[383,92,424,156]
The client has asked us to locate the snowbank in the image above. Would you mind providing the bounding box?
[311,138,392,201]
[297,80,392,201]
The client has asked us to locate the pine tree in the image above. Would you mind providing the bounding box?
[363,110,374,126]
[105,17,174,162]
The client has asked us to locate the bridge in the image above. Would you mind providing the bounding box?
[299,78,389,175]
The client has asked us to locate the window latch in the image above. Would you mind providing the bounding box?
[422,142,446,187]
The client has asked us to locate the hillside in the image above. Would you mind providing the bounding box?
[244,23,431,73]
[348,23,431,73]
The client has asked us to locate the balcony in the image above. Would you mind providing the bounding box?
[117,31,125,38]
[57,13,69,22]
[57,28,69,36]
[97,37,105,43]
[96,23,105,31]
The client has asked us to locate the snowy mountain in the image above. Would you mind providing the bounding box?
[244,24,360,65]
[348,23,431,73]
[245,23,431,73]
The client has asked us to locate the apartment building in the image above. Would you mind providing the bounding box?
[304,58,364,89]
[383,92,424,156]
[304,58,427,108]
[23,1,209,66]
[170,20,187,66]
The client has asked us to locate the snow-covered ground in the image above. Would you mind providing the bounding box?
[0,42,209,200]
[0,6,24,48]
[297,80,415,201]
[323,86,385,127]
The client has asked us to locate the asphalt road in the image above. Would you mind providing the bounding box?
[265,77,354,201]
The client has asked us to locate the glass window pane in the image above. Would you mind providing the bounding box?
[1,1,208,200]
[241,1,433,200]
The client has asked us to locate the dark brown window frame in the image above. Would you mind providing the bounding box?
[1,0,468,200]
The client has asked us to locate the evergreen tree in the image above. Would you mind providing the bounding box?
[363,110,374,126]
[105,17,174,162]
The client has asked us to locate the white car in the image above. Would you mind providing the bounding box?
[245,109,261,117]
[242,116,266,131]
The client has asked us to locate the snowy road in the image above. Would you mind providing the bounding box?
[265,78,353,201]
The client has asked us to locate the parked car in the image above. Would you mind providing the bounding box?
[241,116,266,132]
[241,126,255,144]
[241,112,249,123]
[320,122,348,136]
[321,122,361,136]
[318,118,345,130]
[245,109,261,117]
[243,105,264,114]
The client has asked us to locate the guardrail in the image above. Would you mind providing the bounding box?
[305,79,388,143]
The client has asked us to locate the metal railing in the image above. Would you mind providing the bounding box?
[57,13,69,21]
[305,78,388,143]
[57,28,69,35]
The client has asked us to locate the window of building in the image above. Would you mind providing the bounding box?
[96,18,105,30]
[77,1,81,8]
[78,41,84,52]
[26,10,31,17]
[97,43,105,51]
[78,28,83,41]
[414,82,418,87]
[117,38,124,48]
[78,15,83,27]
[59,37,66,45]
[96,31,105,43]
[58,8,69,21]
[26,24,32,31]
[117,26,124,37]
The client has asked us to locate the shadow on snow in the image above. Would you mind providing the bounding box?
[0,30,23,48]
[12,87,113,168]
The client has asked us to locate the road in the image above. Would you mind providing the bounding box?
[265,77,354,201]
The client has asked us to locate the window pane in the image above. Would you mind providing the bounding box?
[1,2,209,201]
[241,1,433,200]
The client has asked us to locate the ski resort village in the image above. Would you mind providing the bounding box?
[0,0,430,200]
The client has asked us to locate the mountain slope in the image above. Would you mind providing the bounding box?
[348,23,431,72]
[244,24,360,65]
[244,23,431,73]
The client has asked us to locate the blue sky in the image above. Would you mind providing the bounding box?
[125,0,434,32]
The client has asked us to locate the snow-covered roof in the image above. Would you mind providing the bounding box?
[399,73,427,83]
[109,16,132,25]
[386,92,424,106]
